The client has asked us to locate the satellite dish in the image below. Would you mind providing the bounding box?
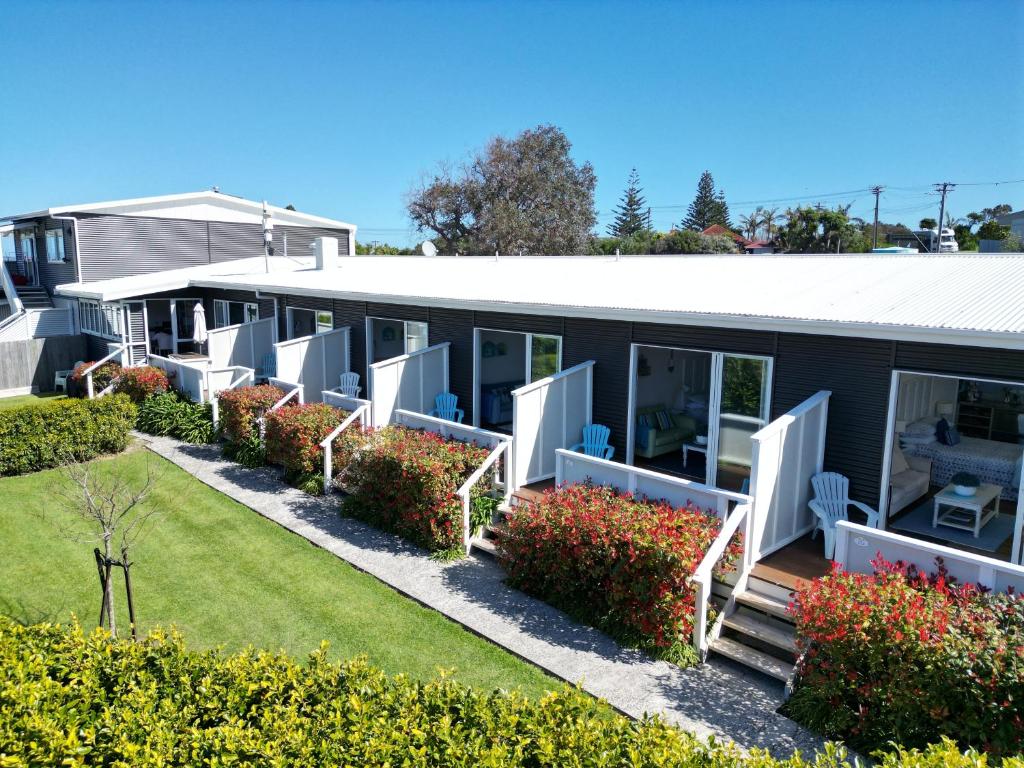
[421,241,438,257]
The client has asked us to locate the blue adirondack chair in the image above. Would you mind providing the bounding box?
[338,371,361,398]
[258,351,276,381]
[571,424,615,460]
[429,392,464,423]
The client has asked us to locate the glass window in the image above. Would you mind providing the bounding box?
[45,229,65,263]
[213,299,259,328]
[19,232,35,260]
[529,335,561,382]
[287,307,332,339]
[316,311,333,334]
[1,233,14,262]
[79,299,124,340]
[405,321,428,353]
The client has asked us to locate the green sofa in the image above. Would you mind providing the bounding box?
[634,405,697,459]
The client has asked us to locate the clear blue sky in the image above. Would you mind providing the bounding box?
[3,0,1022,245]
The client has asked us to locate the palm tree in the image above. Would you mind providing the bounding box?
[739,211,760,240]
[761,207,784,242]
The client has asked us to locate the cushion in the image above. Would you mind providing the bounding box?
[655,410,673,430]
[905,419,937,437]
[944,425,961,446]
[935,418,961,446]
[899,433,936,446]
[890,442,909,474]
[637,412,653,428]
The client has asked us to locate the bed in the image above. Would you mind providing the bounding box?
[902,436,1023,502]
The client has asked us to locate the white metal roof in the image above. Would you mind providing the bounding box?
[57,252,1024,349]
[3,190,356,231]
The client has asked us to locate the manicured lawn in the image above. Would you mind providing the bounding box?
[0,447,558,698]
[0,392,65,410]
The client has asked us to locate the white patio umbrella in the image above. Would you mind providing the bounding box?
[192,302,208,351]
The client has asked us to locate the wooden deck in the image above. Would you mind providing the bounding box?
[751,535,831,592]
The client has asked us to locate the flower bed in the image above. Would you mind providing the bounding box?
[217,384,284,442]
[340,426,491,556]
[264,402,361,490]
[498,484,738,665]
[112,365,169,402]
[787,557,1024,757]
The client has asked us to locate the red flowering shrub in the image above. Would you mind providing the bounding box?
[788,557,1024,757]
[264,402,362,483]
[112,365,169,402]
[498,484,739,664]
[69,361,122,397]
[217,384,284,442]
[341,426,491,556]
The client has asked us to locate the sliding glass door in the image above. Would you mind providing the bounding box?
[712,355,772,492]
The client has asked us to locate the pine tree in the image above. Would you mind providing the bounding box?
[681,171,731,231]
[608,169,649,238]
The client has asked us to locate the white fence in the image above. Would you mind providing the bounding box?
[511,361,594,488]
[322,389,373,413]
[395,409,509,450]
[0,308,75,341]
[748,390,831,559]
[555,449,750,519]
[268,377,304,403]
[369,342,450,428]
[273,326,351,404]
[835,520,1024,594]
[207,317,275,371]
[148,354,211,403]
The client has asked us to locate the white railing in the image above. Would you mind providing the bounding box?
[83,343,129,399]
[691,502,755,658]
[273,326,351,404]
[749,390,831,559]
[258,380,303,442]
[459,441,512,555]
[207,317,275,370]
[835,520,1024,594]
[322,389,372,413]
[0,262,24,315]
[207,366,255,428]
[0,311,28,342]
[554,448,750,520]
[369,342,450,428]
[319,402,372,494]
[511,361,594,488]
[148,354,210,403]
[394,408,513,502]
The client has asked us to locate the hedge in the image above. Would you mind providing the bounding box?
[499,484,740,665]
[264,402,362,488]
[217,384,284,442]
[341,425,491,555]
[0,619,1009,767]
[0,394,136,475]
[788,557,1024,757]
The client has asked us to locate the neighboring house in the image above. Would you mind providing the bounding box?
[0,191,355,352]
[700,224,773,253]
[995,208,1024,241]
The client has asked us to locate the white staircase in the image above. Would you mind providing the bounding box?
[15,286,53,309]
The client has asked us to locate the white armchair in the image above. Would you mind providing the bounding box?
[54,360,84,393]
[809,472,880,559]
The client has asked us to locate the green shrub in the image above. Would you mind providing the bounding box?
[341,426,491,556]
[263,402,357,484]
[788,557,1024,757]
[136,392,216,444]
[0,394,136,475]
[499,484,739,665]
[0,618,1008,767]
[69,360,122,397]
[112,365,170,402]
[222,430,267,468]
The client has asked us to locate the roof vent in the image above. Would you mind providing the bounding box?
[312,236,338,270]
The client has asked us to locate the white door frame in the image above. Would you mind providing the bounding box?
[471,327,563,428]
[365,316,430,382]
[880,369,1024,564]
[625,342,773,488]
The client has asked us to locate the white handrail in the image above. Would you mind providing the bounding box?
[208,367,255,428]
[319,403,371,494]
[690,502,754,658]
[750,389,831,442]
[510,359,594,398]
[84,343,128,398]
[0,262,24,315]
[458,441,510,555]
[257,381,303,442]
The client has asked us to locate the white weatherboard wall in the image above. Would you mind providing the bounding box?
[207,317,275,371]
[511,361,593,488]
[369,343,450,428]
[836,521,1024,594]
[273,326,351,404]
[749,390,831,559]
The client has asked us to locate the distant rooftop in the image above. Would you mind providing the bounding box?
[57,251,1024,349]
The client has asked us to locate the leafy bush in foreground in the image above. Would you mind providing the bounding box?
[112,364,170,402]
[136,391,216,444]
[499,483,738,665]
[0,618,1011,767]
[217,384,283,443]
[0,394,136,475]
[788,557,1024,757]
[264,402,361,488]
[69,360,122,396]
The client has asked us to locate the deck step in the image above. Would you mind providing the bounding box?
[723,612,797,653]
[470,536,498,557]
[735,589,792,621]
[709,636,793,682]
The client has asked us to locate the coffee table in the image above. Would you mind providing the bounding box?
[682,442,707,468]
[932,483,1001,538]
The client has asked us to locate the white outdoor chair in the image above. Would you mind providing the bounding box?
[338,372,361,398]
[54,360,84,393]
[808,472,879,559]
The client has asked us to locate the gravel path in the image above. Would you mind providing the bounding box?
[141,434,829,758]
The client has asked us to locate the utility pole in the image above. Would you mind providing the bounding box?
[933,182,955,253]
[870,186,883,249]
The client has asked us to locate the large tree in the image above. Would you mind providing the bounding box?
[777,205,868,253]
[608,169,649,238]
[681,170,731,231]
[407,125,597,255]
